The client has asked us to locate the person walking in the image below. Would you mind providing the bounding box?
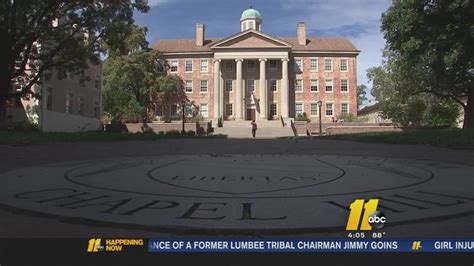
[251,120,257,138]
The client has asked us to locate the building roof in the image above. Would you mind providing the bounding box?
[152,36,359,54]
[358,102,383,116]
[241,8,262,21]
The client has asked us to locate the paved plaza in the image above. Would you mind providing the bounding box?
[0,139,473,237]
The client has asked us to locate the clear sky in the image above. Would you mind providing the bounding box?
[134,0,392,101]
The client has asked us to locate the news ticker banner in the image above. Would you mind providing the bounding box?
[148,239,474,253]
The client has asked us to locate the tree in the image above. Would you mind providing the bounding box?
[381,0,474,128]
[0,1,149,128]
[367,57,461,127]
[102,49,163,122]
[357,84,368,108]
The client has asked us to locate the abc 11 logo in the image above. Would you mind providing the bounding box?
[346,199,386,231]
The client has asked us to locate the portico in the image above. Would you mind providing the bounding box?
[211,30,292,121]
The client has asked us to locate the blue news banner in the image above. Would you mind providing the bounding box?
[148,239,474,253]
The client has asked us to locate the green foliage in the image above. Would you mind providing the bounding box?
[191,114,204,123]
[186,130,196,136]
[217,117,223,127]
[357,84,368,107]
[8,121,40,132]
[337,113,355,122]
[381,0,473,128]
[367,61,461,127]
[165,130,181,136]
[295,112,311,122]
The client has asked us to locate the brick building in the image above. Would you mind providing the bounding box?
[153,8,360,125]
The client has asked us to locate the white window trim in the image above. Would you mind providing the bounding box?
[341,79,349,93]
[341,102,350,115]
[185,59,193,73]
[185,80,193,93]
[269,60,278,72]
[269,79,278,92]
[225,80,233,92]
[340,58,349,72]
[310,79,318,93]
[269,103,278,117]
[325,102,334,117]
[295,79,303,93]
[246,60,256,72]
[200,103,208,118]
[294,58,303,72]
[170,59,179,73]
[324,58,333,72]
[200,80,208,93]
[295,102,304,115]
[200,59,208,73]
[310,101,320,117]
[325,79,334,93]
[310,58,318,72]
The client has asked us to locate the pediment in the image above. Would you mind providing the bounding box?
[211,30,292,49]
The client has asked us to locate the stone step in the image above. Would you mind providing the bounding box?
[221,120,288,128]
[213,126,294,139]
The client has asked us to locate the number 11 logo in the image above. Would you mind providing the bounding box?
[346,199,379,230]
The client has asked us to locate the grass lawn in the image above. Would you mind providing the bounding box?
[324,128,474,148]
[0,131,227,144]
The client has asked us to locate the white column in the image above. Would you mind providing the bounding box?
[235,59,243,120]
[213,59,221,120]
[281,58,290,118]
[259,58,267,119]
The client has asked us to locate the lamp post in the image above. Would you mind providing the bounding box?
[317,100,322,137]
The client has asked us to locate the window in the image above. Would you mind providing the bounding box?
[249,21,254,29]
[341,79,348,92]
[200,80,208,92]
[155,104,163,116]
[78,96,85,115]
[295,79,303,92]
[170,60,178,73]
[340,59,348,72]
[171,104,178,117]
[294,58,302,72]
[225,60,233,72]
[94,102,100,119]
[295,103,303,115]
[225,103,233,116]
[225,80,233,92]
[310,59,318,72]
[157,60,164,72]
[269,60,277,72]
[46,88,53,110]
[341,103,349,115]
[185,103,193,117]
[269,79,277,91]
[66,93,73,114]
[95,75,100,89]
[185,80,193,93]
[310,103,319,116]
[247,60,255,72]
[247,79,255,92]
[324,59,332,72]
[270,103,277,116]
[325,102,333,116]
[185,59,193,72]
[200,103,208,118]
[200,59,208,72]
[310,79,318,92]
[325,79,333,92]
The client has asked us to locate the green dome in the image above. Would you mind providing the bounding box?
[241,8,262,21]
